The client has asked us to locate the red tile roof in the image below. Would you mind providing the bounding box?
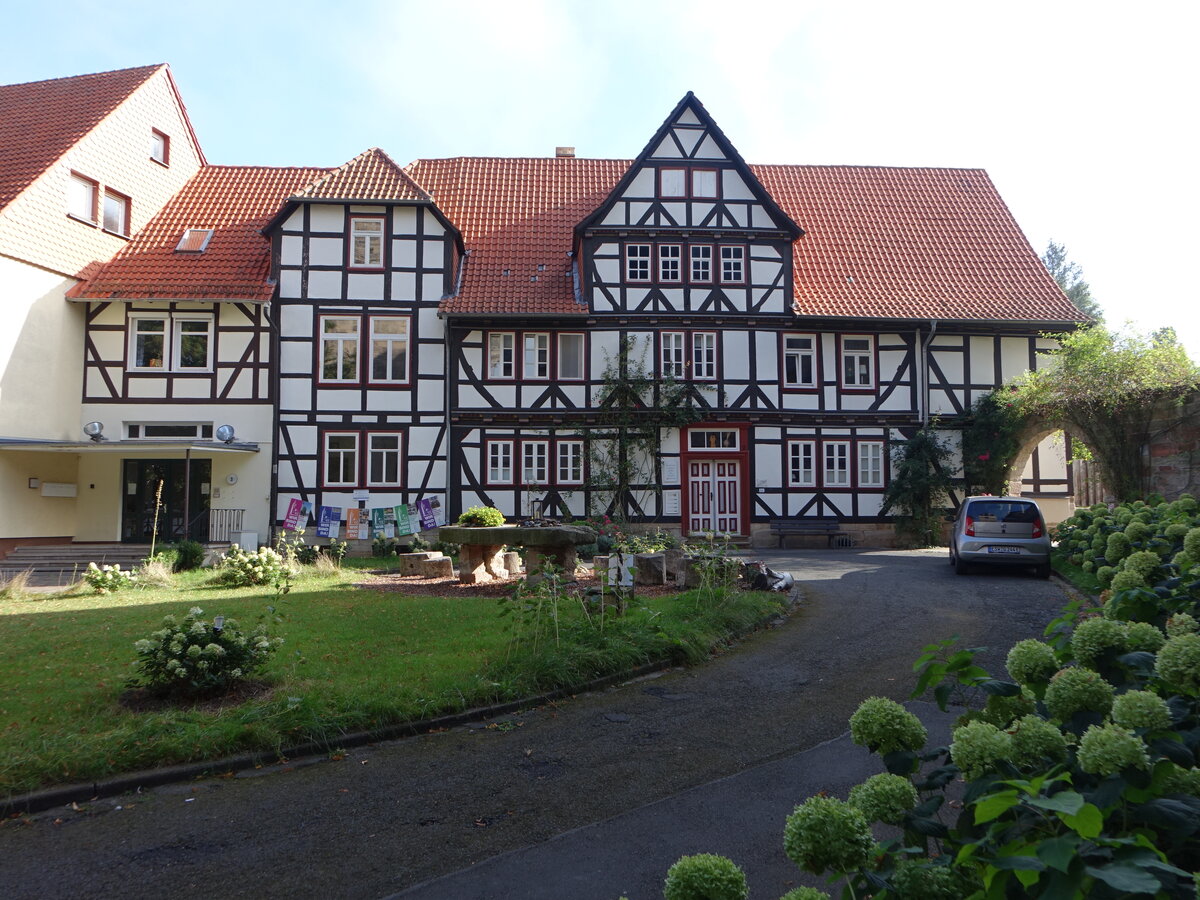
[70,165,328,302]
[294,147,429,202]
[0,65,163,212]
[405,157,630,315]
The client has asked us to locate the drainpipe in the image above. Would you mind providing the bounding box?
[919,319,939,427]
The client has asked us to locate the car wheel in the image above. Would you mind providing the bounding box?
[1035,563,1051,580]
[954,552,970,576]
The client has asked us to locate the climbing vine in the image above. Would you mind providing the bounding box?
[960,390,1028,496]
[880,424,955,547]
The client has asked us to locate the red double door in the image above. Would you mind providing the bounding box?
[687,459,741,534]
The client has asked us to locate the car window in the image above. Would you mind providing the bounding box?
[966,501,1039,523]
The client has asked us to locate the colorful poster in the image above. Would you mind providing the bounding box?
[394,505,414,536]
[316,506,341,538]
[429,495,446,526]
[346,508,369,540]
[283,498,312,531]
[408,508,422,535]
[417,498,436,530]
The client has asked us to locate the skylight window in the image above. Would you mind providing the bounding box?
[176,228,214,252]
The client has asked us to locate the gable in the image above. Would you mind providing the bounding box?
[577,93,801,239]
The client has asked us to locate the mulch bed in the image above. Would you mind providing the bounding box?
[355,570,682,599]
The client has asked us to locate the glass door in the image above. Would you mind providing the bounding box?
[121,459,211,543]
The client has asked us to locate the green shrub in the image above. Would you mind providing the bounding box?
[1076,723,1150,775]
[848,696,927,754]
[847,772,917,824]
[84,562,136,594]
[130,606,282,699]
[951,720,1013,779]
[1156,633,1200,694]
[457,505,506,527]
[1044,667,1114,721]
[1070,616,1127,667]
[172,539,206,571]
[1106,531,1131,563]
[783,796,874,875]
[662,854,748,900]
[214,545,295,587]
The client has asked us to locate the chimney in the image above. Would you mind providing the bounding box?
[555,146,575,158]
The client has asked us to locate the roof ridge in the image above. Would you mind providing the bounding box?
[0,63,163,91]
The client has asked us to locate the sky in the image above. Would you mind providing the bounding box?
[5,0,1198,356]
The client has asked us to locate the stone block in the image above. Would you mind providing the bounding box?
[663,548,687,581]
[503,550,523,575]
[419,556,454,578]
[459,543,508,584]
[397,551,443,576]
[633,552,666,585]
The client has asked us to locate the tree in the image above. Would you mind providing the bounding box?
[1011,325,1200,502]
[1042,240,1102,321]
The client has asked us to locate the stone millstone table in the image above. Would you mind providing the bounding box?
[436,524,597,585]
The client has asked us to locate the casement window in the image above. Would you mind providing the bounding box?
[523,332,550,379]
[691,169,718,198]
[841,335,875,389]
[369,317,409,383]
[823,442,851,487]
[787,441,816,487]
[349,217,383,268]
[367,433,402,487]
[129,314,213,371]
[783,334,816,388]
[68,173,98,222]
[689,429,739,450]
[659,167,686,198]
[324,433,359,487]
[690,245,713,283]
[487,440,514,484]
[658,244,682,283]
[151,129,170,166]
[557,333,585,380]
[691,332,717,380]
[719,246,745,284]
[625,244,652,282]
[320,316,359,382]
[488,332,515,379]
[557,440,584,485]
[102,189,130,237]
[522,441,549,485]
[172,317,212,370]
[661,332,686,378]
[858,441,885,488]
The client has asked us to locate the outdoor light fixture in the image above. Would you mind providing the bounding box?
[213,615,225,633]
[83,421,105,442]
[215,424,236,444]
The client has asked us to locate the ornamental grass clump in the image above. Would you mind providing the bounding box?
[1044,667,1114,721]
[847,772,917,825]
[1076,722,1150,775]
[130,606,282,699]
[1005,638,1059,687]
[848,696,927,754]
[84,561,137,594]
[662,854,748,900]
[783,795,874,875]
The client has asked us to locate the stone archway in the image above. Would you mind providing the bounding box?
[1004,421,1093,524]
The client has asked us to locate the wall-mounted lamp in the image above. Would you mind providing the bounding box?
[215,424,236,444]
[83,421,106,442]
[28,477,40,490]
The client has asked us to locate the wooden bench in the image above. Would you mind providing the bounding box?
[770,518,849,548]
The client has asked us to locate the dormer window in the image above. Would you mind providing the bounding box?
[151,129,170,166]
[349,217,383,268]
[176,229,214,252]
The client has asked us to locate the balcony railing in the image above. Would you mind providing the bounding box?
[207,508,245,543]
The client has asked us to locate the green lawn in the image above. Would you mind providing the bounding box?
[1,565,783,796]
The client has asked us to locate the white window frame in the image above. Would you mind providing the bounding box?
[324,432,360,487]
[151,129,170,166]
[625,243,651,282]
[557,440,584,485]
[858,441,885,488]
[522,440,549,485]
[691,331,717,380]
[523,332,550,379]
[68,172,98,223]
[787,441,816,487]
[659,167,686,198]
[367,433,403,487]
[368,316,410,384]
[320,316,360,383]
[719,245,745,284]
[823,441,851,487]
[349,217,383,268]
[129,315,168,370]
[487,440,514,485]
[557,333,585,380]
[171,315,214,371]
[783,333,816,388]
[661,332,686,379]
[658,244,682,283]
[840,335,876,389]
[487,332,515,379]
[102,188,130,237]
[689,244,713,283]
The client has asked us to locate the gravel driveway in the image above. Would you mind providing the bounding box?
[0,549,1069,899]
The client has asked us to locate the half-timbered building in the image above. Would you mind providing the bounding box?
[0,68,1084,556]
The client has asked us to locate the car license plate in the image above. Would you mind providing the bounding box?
[987,546,1019,554]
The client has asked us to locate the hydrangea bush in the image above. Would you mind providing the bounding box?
[130,606,282,698]
[84,561,137,594]
[214,544,296,587]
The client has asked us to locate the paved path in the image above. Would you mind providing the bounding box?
[0,549,1068,899]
